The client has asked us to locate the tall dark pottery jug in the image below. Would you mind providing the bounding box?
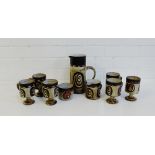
[69,54,96,94]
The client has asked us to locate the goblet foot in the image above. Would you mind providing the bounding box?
[106,97,118,104]
[24,98,35,105]
[125,95,137,101]
[46,99,57,106]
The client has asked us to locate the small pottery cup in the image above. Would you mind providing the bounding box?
[86,79,102,100]
[57,83,73,101]
[106,72,122,81]
[32,73,46,97]
[106,78,123,104]
[42,79,58,106]
[17,79,35,105]
[125,76,141,101]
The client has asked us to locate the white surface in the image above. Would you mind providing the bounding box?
[1,0,155,38]
[0,38,155,115]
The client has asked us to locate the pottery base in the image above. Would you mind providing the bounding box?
[125,96,137,101]
[106,97,118,104]
[46,99,57,106]
[23,98,35,105]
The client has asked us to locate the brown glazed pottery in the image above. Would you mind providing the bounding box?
[57,83,73,101]
[17,79,35,105]
[42,79,58,106]
[106,78,123,104]
[86,79,102,100]
[106,72,122,81]
[32,73,46,97]
[125,76,141,101]
[69,54,96,94]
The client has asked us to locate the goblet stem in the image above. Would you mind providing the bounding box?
[125,93,137,101]
[24,97,35,105]
[46,98,57,106]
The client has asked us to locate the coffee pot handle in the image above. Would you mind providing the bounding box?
[86,66,96,79]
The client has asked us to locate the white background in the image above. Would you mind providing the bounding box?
[0,0,155,155]
[0,0,155,38]
[1,38,155,82]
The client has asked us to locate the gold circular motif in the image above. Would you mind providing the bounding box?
[86,88,94,99]
[20,89,25,98]
[106,86,112,96]
[126,84,135,92]
[73,72,84,88]
[43,88,49,98]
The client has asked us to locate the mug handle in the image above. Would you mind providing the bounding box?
[99,83,102,89]
[86,66,96,79]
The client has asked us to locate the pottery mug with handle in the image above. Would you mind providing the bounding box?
[86,79,102,100]
[69,54,96,94]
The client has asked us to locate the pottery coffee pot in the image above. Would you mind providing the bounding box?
[69,54,96,94]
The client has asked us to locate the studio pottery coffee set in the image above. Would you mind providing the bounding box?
[17,55,141,105]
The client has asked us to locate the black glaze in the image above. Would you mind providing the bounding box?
[126,76,141,84]
[86,79,101,88]
[32,73,46,81]
[106,72,120,79]
[69,54,86,66]
[106,78,122,86]
[42,79,58,88]
[18,79,35,88]
[57,83,73,92]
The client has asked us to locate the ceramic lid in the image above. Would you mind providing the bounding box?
[57,83,73,90]
[19,78,35,87]
[106,78,122,86]
[126,76,141,84]
[42,79,58,87]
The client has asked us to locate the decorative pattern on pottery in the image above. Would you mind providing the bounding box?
[86,85,102,100]
[70,66,86,94]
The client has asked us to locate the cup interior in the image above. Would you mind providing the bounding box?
[127,76,141,81]
[107,78,122,86]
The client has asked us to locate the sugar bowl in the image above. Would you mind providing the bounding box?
[17,79,35,105]
[32,73,46,97]
[42,79,58,105]
[57,83,73,101]
[86,79,102,100]
[125,76,141,101]
[106,78,123,104]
